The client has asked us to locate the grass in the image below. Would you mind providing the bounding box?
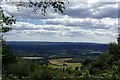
[90,51,103,54]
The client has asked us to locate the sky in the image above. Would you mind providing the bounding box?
[0,0,119,43]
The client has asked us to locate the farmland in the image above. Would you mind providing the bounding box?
[22,57,43,59]
[48,58,73,66]
[48,58,81,70]
[6,41,108,69]
[23,57,82,69]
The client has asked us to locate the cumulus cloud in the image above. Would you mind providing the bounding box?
[1,2,64,20]
[11,22,72,31]
[3,21,117,43]
[1,2,118,20]
[65,2,118,19]
[1,1,118,43]
[44,18,118,30]
[11,22,41,30]
[4,28,117,43]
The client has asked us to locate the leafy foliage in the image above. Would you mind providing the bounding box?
[0,7,17,80]
[83,35,120,78]
[2,43,17,65]
[0,7,16,33]
[9,1,68,16]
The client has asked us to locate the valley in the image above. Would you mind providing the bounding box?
[5,41,108,69]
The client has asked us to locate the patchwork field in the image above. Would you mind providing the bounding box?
[22,57,81,69]
[48,58,73,66]
[49,55,57,57]
[65,63,81,66]
[22,57,43,59]
[49,63,82,70]
[48,58,81,70]
[90,51,103,54]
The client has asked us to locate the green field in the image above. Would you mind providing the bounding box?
[90,51,103,54]
[49,63,82,70]
[48,58,82,70]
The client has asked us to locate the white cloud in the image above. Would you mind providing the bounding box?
[1,1,118,43]
[1,2,64,20]
[1,2,118,20]
[3,21,118,43]
[44,17,118,30]
[1,0,119,2]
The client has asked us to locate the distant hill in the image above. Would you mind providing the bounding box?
[5,41,108,51]
[5,41,108,59]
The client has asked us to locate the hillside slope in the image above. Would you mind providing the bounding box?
[84,41,120,78]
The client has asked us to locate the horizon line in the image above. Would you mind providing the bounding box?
[5,41,109,44]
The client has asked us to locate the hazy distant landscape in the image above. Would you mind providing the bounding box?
[5,41,108,69]
[6,41,108,57]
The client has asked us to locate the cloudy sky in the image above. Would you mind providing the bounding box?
[1,0,119,43]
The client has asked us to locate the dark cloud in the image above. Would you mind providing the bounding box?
[65,2,118,19]
[2,2,118,20]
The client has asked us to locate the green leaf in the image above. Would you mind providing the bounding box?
[63,13,67,15]
[2,13,5,18]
